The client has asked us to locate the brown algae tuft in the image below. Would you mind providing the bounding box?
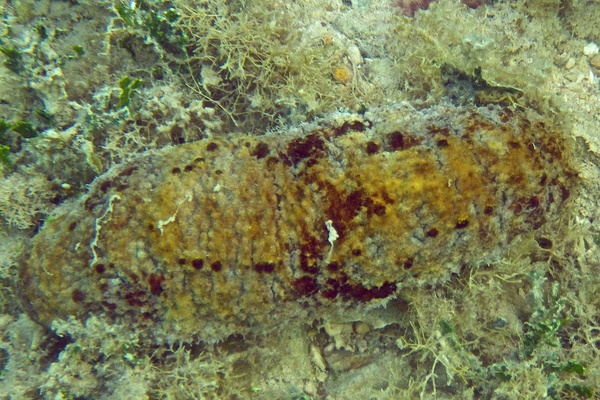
[18,102,577,343]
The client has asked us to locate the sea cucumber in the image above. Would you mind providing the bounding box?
[18,103,576,343]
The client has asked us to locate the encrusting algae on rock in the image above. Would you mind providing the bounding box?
[19,102,577,343]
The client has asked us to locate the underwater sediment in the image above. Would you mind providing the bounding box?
[18,102,576,343]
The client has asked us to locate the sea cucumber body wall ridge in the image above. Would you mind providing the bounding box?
[19,103,576,342]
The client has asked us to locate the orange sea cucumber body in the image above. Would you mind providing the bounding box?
[19,103,575,342]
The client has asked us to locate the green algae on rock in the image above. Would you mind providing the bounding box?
[19,103,576,343]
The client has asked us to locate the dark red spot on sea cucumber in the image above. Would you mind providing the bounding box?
[338,280,397,302]
[560,183,571,201]
[306,158,319,167]
[252,142,270,159]
[387,131,420,151]
[322,278,340,300]
[327,190,364,229]
[72,289,86,303]
[293,276,319,297]
[372,204,386,216]
[484,206,494,215]
[426,228,439,238]
[365,141,380,154]
[192,259,204,270]
[206,142,219,151]
[326,262,341,272]
[124,291,147,307]
[428,126,450,136]
[300,254,319,274]
[99,180,112,193]
[527,196,540,209]
[128,272,140,284]
[149,273,165,296]
[171,167,181,174]
[184,165,193,172]
[266,156,279,167]
[455,219,470,229]
[388,132,406,150]
[299,236,324,274]
[211,261,223,272]
[254,262,275,273]
[535,237,553,249]
[338,281,367,301]
[102,301,117,311]
[333,120,367,136]
[371,282,397,299]
[286,133,325,165]
[118,166,138,177]
[177,258,187,265]
[95,263,106,274]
